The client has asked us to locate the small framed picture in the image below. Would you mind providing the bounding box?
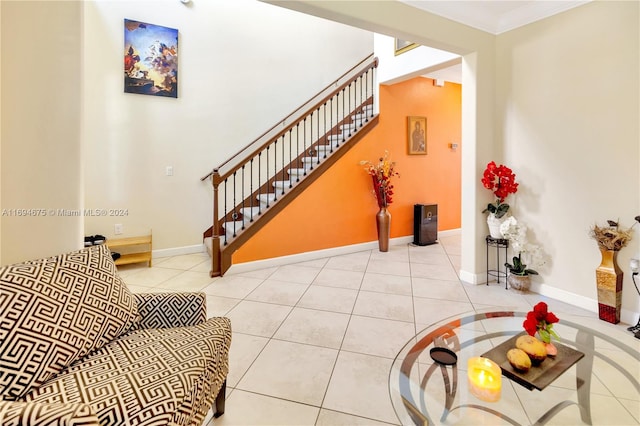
[395,39,418,56]
[408,116,427,155]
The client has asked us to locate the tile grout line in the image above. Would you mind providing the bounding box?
[313,249,373,425]
[229,264,325,410]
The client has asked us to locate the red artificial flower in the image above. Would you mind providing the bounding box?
[481,161,519,218]
[545,312,559,324]
[523,312,538,336]
[482,161,519,202]
[523,302,561,343]
[533,302,548,321]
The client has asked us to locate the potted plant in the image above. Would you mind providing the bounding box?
[481,161,518,238]
[500,216,543,291]
[505,254,539,291]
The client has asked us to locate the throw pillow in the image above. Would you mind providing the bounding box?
[0,244,139,400]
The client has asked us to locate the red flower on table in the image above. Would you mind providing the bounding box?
[523,302,560,343]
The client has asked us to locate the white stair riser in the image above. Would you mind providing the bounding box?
[240,207,261,223]
[222,220,244,239]
[273,181,294,190]
[351,113,370,121]
[257,194,277,207]
[302,144,331,156]
[288,168,307,177]
[302,157,321,164]
[340,121,363,132]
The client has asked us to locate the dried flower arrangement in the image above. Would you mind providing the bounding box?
[360,151,400,208]
[590,217,640,251]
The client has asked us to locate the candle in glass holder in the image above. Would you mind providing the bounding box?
[467,357,502,402]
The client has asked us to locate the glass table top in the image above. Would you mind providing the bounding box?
[389,310,640,425]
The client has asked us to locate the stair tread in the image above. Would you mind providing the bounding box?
[240,206,261,213]
[288,168,307,173]
[222,220,244,229]
[257,193,278,200]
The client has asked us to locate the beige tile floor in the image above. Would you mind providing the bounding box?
[116,234,639,425]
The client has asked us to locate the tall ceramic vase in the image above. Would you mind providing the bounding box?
[376,206,391,252]
[595,249,623,324]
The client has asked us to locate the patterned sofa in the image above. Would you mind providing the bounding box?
[0,244,231,425]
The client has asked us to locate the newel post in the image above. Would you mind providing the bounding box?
[210,169,222,277]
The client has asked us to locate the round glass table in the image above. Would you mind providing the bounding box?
[389,310,640,425]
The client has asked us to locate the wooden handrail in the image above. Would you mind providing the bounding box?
[204,54,379,277]
[200,54,377,182]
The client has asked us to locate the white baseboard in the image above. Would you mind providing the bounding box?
[226,231,461,276]
[225,238,402,275]
[459,270,482,285]
[530,282,596,312]
[153,244,205,258]
[621,308,639,326]
[532,282,639,325]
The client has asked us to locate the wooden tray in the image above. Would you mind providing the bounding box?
[481,333,584,391]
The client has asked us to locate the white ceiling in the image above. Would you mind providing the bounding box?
[399,0,590,35]
[399,1,590,84]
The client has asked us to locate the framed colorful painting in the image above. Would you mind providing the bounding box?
[124,19,178,98]
[407,116,427,155]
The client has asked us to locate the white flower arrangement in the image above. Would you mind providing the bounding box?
[500,216,544,275]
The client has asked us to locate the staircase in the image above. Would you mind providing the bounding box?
[202,55,379,277]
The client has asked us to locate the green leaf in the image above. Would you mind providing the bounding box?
[512,256,523,270]
[484,204,497,214]
[494,203,510,218]
[539,329,551,343]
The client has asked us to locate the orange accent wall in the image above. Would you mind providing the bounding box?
[233,77,461,263]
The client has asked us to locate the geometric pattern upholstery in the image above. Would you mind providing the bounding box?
[23,317,232,426]
[0,400,100,425]
[132,292,207,330]
[0,244,140,401]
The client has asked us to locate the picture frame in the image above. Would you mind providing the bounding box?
[407,116,427,155]
[124,19,178,98]
[395,39,419,56]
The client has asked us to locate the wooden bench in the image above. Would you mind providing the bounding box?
[106,234,152,267]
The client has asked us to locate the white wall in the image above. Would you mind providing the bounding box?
[496,1,640,321]
[82,0,373,250]
[1,1,84,265]
[374,33,459,85]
